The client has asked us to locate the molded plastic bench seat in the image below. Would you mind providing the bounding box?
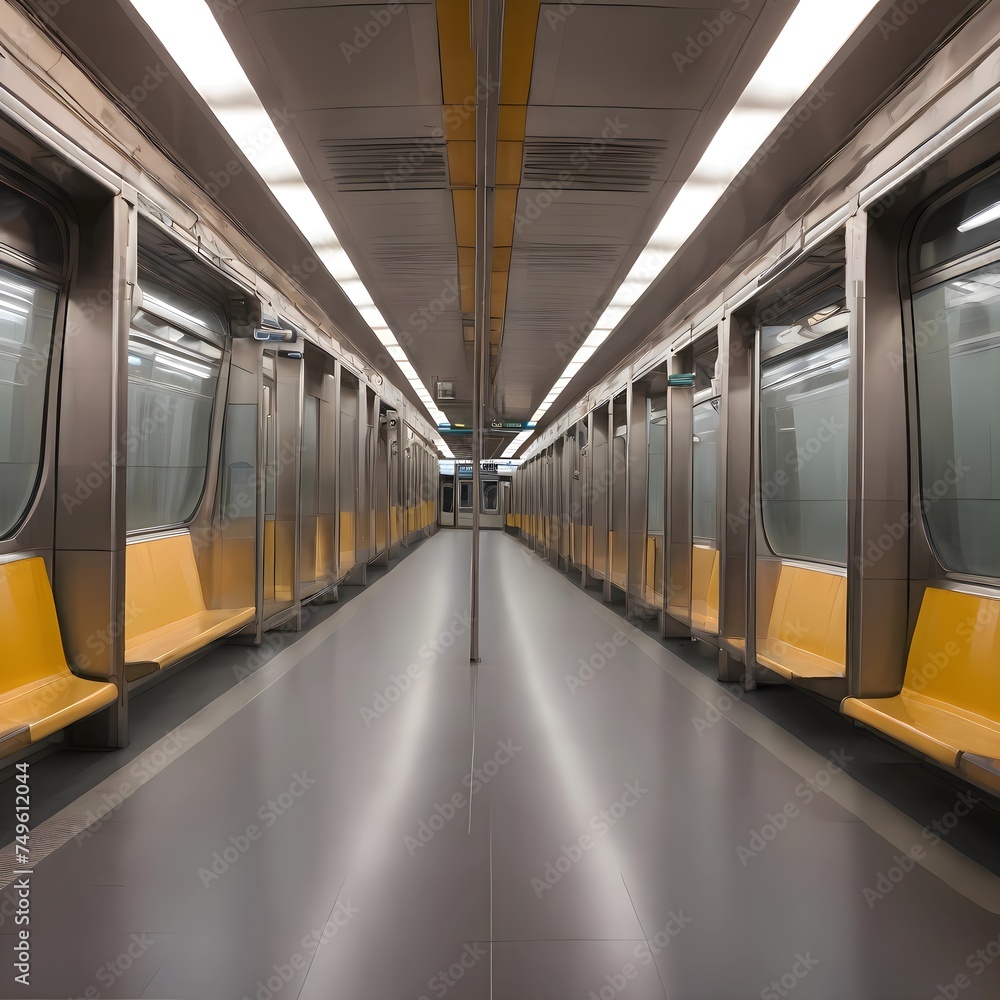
[691,545,720,632]
[125,533,254,679]
[843,588,1000,769]
[757,564,846,680]
[0,557,117,751]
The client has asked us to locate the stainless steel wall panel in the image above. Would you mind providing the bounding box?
[666,351,694,630]
[53,192,130,745]
[851,209,911,697]
[718,313,754,683]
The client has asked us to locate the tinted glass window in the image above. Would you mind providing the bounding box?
[483,480,499,513]
[918,172,1000,272]
[912,265,1000,576]
[760,340,849,564]
[0,269,58,536]
[126,317,222,531]
[693,399,720,544]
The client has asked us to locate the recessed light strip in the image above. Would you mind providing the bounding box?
[504,0,880,459]
[127,0,451,445]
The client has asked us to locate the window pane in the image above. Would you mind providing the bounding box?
[760,341,849,564]
[0,185,62,270]
[126,317,221,531]
[0,270,57,536]
[301,395,319,517]
[460,482,472,509]
[913,267,1000,576]
[442,483,454,514]
[918,173,1000,273]
[692,399,719,543]
[483,481,498,512]
[221,403,256,520]
[646,400,666,534]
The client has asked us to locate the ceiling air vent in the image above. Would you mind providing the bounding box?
[320,139,448,192]
[522,138,669,193]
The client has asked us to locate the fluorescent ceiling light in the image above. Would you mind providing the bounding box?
[514,0,879,458]
[127,0,448,428]
[957,201,1000,233]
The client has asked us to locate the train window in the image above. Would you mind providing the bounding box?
[459,482,473,510]
[301,395,319,518]
[693,398,720,544]
[0,267,58,537]
[917,172,1000,272]
[483,481,499,513]
[126,285,223,531]
[0,183,63,271]
[441,482,454,514]
[646,401,666,534]
[221,403,256,520]
[759,338,849,565]
[912,264,1000,577]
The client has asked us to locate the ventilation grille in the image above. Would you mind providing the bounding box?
[321,139,448,191]
[368,245,458,275]
[522,138,668,193]
[512,244,622,277]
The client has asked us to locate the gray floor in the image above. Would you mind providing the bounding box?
[4,530,1000,999]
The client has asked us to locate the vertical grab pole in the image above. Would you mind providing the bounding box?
[470,0,502,662]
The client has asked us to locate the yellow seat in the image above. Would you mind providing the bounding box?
[843,588,1000,768]
[340,510,355,572]
[757,564,846,680]
[691,545,719,632]
[644,535,658,603]
[125,533,254,679]
[0,557,117,750]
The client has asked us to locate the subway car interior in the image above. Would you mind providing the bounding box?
[2,0,1000,997]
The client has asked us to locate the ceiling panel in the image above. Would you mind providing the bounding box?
[245,5,442,109]
[530,5,752,108]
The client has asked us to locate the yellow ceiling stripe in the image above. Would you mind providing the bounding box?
[435,0,540,356]
[493,0,540,349]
